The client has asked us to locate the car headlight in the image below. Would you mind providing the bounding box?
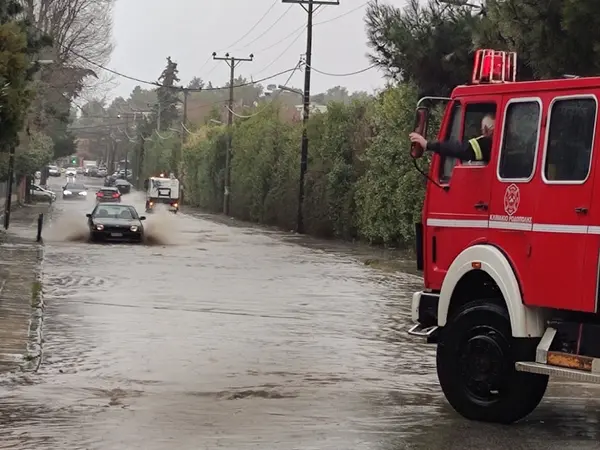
[130,225,138,232]
[95,224,104,231]
[79,191,87,196]
[63,190,71,195]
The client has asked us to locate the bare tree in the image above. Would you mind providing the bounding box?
[22,0,114,64]
[20,0,115,147]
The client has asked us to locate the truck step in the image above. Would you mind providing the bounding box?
[407,323,438,337]
[516,361,600,383]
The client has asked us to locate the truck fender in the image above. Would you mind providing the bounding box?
[438,244,545,338]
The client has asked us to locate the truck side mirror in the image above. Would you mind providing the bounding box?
[411,107,429,159]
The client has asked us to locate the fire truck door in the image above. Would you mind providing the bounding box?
[529,95,597,312]
[489,97,543,303]
[425,99,498,288]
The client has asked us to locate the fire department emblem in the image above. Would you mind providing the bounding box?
[504,184,520,216]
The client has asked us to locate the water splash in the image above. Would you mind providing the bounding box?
[142,204,184,246]
[44,213,90,242]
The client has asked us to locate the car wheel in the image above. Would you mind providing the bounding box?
[436,300,548,424]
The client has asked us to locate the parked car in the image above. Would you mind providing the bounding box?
[30,184,56,203]
[65,167,77,177]
[62,182,88,200]
[115,179,131,194]
[86,203,146,243]
[47,165,60,177]
[96,187,121,203]
[115,169,133,181]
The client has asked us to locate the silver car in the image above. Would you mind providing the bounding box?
[30,184,56,203]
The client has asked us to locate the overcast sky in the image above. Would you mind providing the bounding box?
[107,0,404,99]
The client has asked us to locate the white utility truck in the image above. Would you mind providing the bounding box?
[145,174,180,213]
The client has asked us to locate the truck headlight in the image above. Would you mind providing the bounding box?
[130,225,138,232]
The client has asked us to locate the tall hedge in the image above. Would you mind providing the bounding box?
[141,82,442,248]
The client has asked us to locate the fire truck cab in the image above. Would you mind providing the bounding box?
[410,50,600,424]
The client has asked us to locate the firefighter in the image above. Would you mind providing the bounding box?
[409,114,495,163]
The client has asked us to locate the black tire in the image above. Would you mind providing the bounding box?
[436,300,548,424]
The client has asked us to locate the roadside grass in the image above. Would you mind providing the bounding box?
[31,280,42,307]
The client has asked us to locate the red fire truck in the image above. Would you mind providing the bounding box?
[409,49,600,424]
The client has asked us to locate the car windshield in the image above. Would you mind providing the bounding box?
[93,205,137,220]
[66,184,85,190]
[100,189,118,195]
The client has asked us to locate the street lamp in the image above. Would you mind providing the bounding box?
[278,85,303,97]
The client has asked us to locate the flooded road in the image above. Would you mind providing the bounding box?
[1,176,599,449]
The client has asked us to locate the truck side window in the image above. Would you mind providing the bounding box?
[439,103,462,183]
[544,97,597,182]
[461,102,497,166]
[498,100,541,180]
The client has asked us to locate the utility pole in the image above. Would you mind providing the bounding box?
[181,88,189,143]
[212,52,254,216]
[124,113,129,179]
[3,146,15,230]
[283,0,338,233]
[177,88,189,180]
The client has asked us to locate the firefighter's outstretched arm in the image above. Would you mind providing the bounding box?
[425,140,477,161]
[409,132,487,162]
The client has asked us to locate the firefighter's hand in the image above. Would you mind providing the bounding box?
[409,132,427,149]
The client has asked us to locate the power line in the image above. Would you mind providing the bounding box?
[66,45,299,92]
[253,29,305,76]
[34,21,297,93]
[219,0,280,51]
[313,2,368,26]
[70,99,230,132]
[226,60,302,119]
[255,7,324,53]
[252,2,365,56]
[235,4,294,50]
[307,63,379,77]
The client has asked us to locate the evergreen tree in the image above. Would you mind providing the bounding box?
[155,56,181,131]
[0,0,49,151]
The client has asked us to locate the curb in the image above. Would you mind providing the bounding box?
[20,236,45,372]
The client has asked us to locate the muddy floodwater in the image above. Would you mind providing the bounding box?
[0,176,599,449]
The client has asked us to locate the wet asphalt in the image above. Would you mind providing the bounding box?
[0,175,599,449]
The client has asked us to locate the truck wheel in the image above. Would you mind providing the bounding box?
[436,300,548,424]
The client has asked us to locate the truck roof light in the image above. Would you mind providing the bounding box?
[471,49,517,84]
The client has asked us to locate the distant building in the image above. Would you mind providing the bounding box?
[293,103,328,120]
